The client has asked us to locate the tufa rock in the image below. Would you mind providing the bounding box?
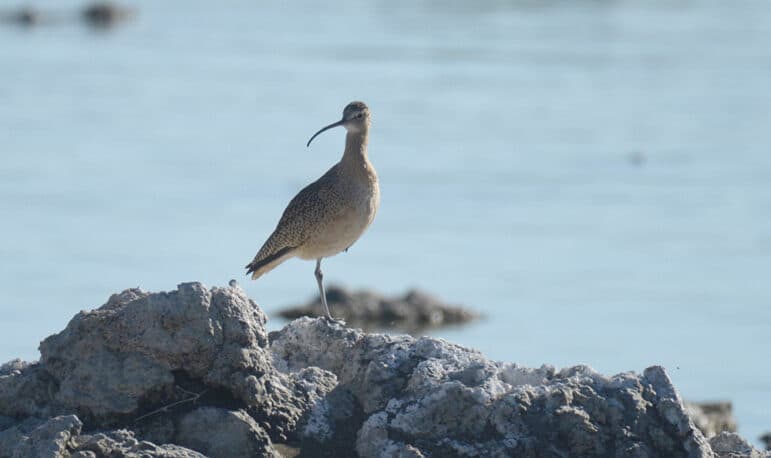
[760,432,771,451]
[0,415,204,458]
[271,318,718,457]
[2,283,768,457]
[1,283,336,456]
[709,432,768,458]
[279,285,479,333]
[82,2,135,27]
[174,407,278,458]
[72,427,205,458]
[1,7,45,26]
[34,282,332,442]
[1,415,81,458]
[0,361,58,421]
[0,360,28,376]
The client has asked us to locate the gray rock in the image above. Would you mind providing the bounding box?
[278,285,479,333]
[0,360,29,376]
[73,428,205,457]
[1,420,29,458]
[1,415,81,458]
[0,7,45,26]
[0,361,58,420]
[175,407,278,458]
[270,318,714,457]
[0,416,13,431]
[81,2,135,27]
[2,283,767,457]
[33,282,333,443]
[71,452,97,458]
[761,432,771,451]
[686,401,737,438]
[0,414,205,458]
[709,432,769,458]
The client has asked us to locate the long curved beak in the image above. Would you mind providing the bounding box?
[307,119,345,147]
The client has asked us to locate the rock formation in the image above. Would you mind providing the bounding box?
[760,432,771,451]
[1,283,332,457]
[0,283,767,457]
[278,285,478,333]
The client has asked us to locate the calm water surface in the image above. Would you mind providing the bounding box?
[1,0,770,443]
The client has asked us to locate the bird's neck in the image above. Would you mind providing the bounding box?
[341,129,371,169]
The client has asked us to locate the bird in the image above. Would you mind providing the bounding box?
[245,101,380,321]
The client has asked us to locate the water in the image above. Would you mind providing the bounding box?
[1,0,770,444]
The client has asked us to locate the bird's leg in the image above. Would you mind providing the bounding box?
[315,258,334,321]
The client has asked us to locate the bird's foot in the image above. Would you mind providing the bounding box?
[323,315,346,326]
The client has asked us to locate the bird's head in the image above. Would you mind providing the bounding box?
[307,101,370,147]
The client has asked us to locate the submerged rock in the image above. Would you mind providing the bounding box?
[82,2,135,27]
[1,3,135,28]
[279,285,478,333]
[761,432,771,451]
[2,7,44,26]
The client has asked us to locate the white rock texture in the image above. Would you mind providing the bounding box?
[271,318,769,458]
[1,283,767,457]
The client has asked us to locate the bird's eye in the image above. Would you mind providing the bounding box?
[356,113,364,119]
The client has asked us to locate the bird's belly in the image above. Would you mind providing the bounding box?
[296,201,376,260]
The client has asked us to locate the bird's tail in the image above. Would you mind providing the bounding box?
[245,246,295,280]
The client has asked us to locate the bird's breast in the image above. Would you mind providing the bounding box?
[296,169,378,260]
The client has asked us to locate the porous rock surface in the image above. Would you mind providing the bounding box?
[173,407,275,457]
[709,432,768,458]
[279,285,479,333]
[0,415,205,458]
[270,318,769,458]
[1,282,767,457]
[0,282,335,457]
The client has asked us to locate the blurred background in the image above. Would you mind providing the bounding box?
[1,0,769,445]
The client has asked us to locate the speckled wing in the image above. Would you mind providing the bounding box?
[245,165,344,279]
